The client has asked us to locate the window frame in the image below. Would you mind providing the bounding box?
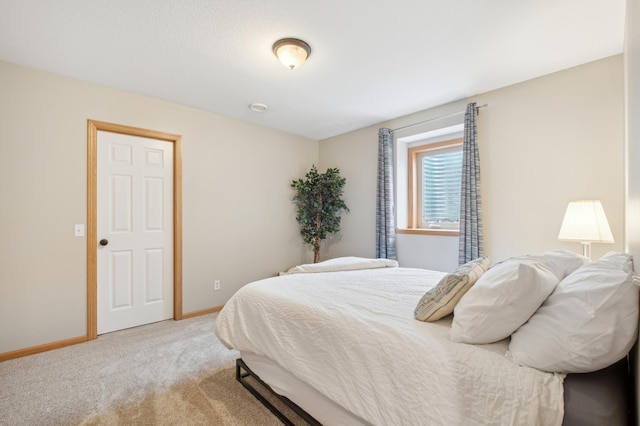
[404,137,463,236]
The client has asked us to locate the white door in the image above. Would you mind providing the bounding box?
[97,130,174,334]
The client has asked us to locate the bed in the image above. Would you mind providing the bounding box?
[215,254,636,425]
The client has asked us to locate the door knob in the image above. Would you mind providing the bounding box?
[99,239,109,246]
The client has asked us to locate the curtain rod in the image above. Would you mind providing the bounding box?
[391,103,488,133]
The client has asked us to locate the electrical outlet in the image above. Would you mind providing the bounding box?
[214,280,221,291]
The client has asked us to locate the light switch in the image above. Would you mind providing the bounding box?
[74,224,85,237]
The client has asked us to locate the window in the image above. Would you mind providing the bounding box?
[407,138,463,234]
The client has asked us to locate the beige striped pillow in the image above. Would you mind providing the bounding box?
[414,256,490,322]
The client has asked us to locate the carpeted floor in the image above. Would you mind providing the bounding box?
[0,314,307,425]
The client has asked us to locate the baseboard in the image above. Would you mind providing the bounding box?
[0,335,88,362]
[0,305,224,362]
[181,305,224,319]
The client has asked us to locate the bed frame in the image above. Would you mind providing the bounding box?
[236,358,322,426]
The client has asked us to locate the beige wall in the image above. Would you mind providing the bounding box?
[478,55,624,262]
[320,55,624,268]
[0,61,318,353]
[626,0,640,284]
[624,0,640,421]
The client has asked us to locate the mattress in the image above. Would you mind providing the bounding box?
[240,351,370,425]
[241,351,630,426]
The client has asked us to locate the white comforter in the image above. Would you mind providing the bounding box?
[215,260,565,426]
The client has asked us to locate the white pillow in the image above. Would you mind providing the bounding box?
[539,249,589,277]
[599,251,634,272]
[508,252,638,373]
[450,257,562,344]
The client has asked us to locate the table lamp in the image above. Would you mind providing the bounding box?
[558,200,614,259]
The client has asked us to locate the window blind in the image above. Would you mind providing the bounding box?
[421,150,462,227]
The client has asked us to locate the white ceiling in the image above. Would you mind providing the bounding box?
[0,1,626,140]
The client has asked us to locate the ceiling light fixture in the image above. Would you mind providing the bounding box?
[272,38,311,70]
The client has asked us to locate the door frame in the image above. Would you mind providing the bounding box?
[87,120,183,340]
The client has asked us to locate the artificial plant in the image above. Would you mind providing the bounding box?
[291,165,349,263]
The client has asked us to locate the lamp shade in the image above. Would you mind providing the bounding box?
[558,200,614,243]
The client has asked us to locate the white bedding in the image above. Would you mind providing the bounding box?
[215,261,565,426]
[280,256,399,275]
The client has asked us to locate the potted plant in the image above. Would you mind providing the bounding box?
[291,165,349,263]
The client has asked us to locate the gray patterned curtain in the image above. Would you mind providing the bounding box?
[458,102,484,265]
[376,128,396,260]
